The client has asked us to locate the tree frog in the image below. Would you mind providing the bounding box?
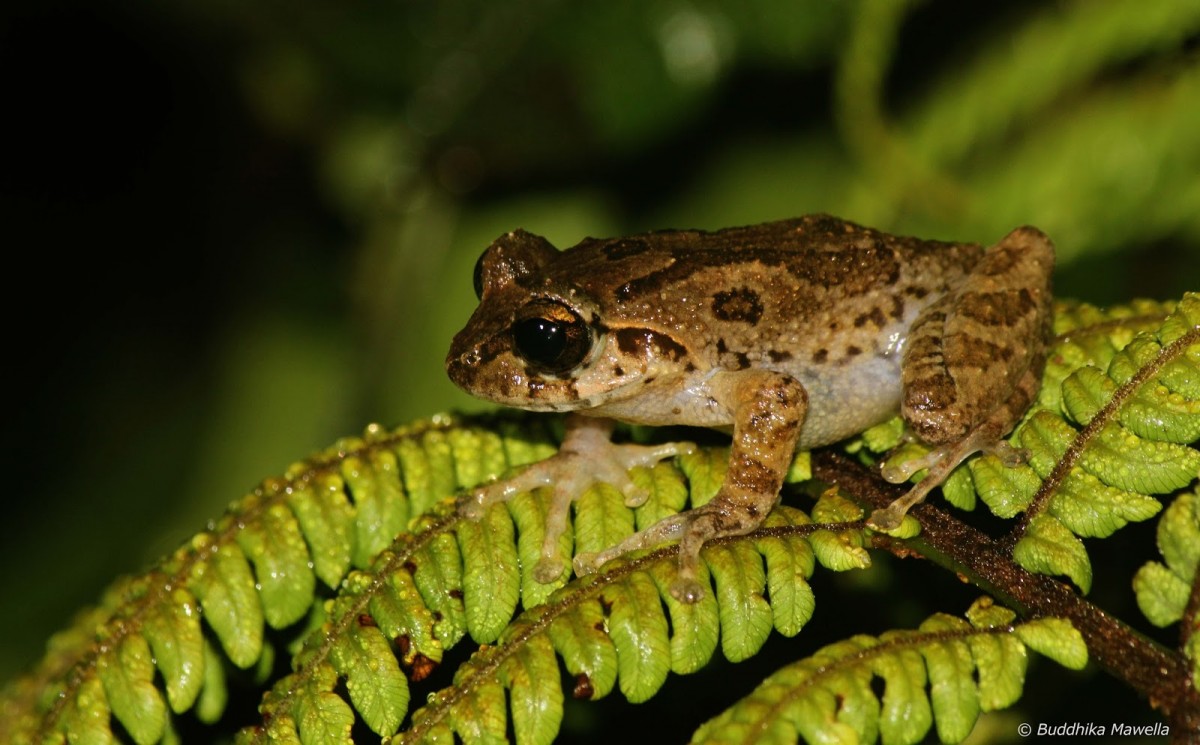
[446,214,1054,602]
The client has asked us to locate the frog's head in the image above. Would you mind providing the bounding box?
[446,229,682,412]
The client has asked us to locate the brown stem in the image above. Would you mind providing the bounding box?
[811,450,1200,734]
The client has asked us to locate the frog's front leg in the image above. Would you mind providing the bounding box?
[460,413,695,583]
[869,225,1054,529]
[575,369,806,603]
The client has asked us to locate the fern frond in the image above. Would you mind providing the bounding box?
[116,427,852,744]
[0,416,557,745]
[329,493,852,744]
[391,498,846,745]
[691,597,1086,745]
[1008,294,1200,588]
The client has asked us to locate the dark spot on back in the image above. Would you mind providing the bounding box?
[768,349,792,363]
[813,348,828,364]
[865,239,903,285]
[712,287,764,324]
[846,345,862,357]
[601,237,651,261]
[612,365,625,377]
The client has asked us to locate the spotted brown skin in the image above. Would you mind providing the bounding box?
[447,214,1055,601]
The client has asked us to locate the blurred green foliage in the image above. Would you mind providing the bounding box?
[1,0,1196,737]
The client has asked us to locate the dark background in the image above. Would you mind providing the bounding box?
[2,0,1196,740]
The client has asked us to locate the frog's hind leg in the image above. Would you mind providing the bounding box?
[868,226,1053,530]
[869,364,1038,529]
[577,369,807,602]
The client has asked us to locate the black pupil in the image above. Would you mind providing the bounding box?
[513,317,566,366]
[511,300,591,374]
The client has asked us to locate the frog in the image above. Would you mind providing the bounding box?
[445,214,1054,603]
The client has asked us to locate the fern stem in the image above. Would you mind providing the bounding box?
[812,450,1200,732]
[1007,322,1200,546]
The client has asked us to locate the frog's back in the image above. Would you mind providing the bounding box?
[551,215,988,446]
[552,214,985,339]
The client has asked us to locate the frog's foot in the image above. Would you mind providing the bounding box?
[574,500,755,603]
[457,415,695,583]
[869,425,1025,530]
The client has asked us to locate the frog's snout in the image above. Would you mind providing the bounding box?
[445,346,480,389]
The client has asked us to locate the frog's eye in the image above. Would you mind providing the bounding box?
[511,300,593,375]
[472,250,487,300]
